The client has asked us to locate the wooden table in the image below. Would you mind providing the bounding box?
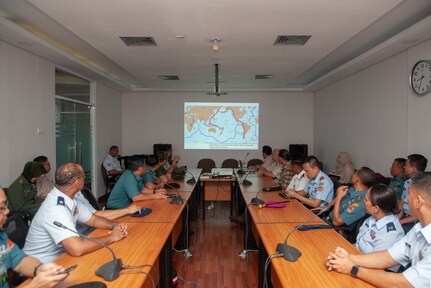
[199,176,236,220]
[256,223,373,288]
[26,223,174,288]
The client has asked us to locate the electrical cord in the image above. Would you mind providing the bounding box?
[264,252,283,288]
[177,275,201,287]
[173,203,191,255]
[119,269,155,288]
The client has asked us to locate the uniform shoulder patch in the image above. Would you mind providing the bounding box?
[319,176,325,181]
[386,222,396,232]
[57,196,65,206]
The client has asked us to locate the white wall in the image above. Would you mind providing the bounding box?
[314,39,431,175]
[0,40,56,187]
[0,40,122,198]
[95,83,122,197]
[122,91,314,169]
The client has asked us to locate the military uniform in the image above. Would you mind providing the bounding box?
[276,162,294,189]
[107,170,144,209]
[142,169,157,186]
[388,222,431,287]
[305,171,334,206]
[390,175,405,200]
[356,214,404,271]
[102,154,122,174]
[287,170,309,192]
[329,188,367,226]
[0,231,26,286]
[401,178,412,215]
[23,187,93,262]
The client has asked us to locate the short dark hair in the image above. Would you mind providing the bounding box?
[55,163,82,186]
[394,158,406,168]
[127,156,146,172]
[304,155,319,168]
[369,184,399,215]
[356,167,376,188]
[33,156,48,163]
[110,145,119,151]
[157,151,168,162]
[408,154,428,172]
[278,149,291,161]
[410,172,431,202]
[262,146,272,156]
[145,155,159,167]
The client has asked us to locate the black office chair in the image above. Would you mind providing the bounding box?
[221,158,239,168]
[247,158,263,167]
[335,214,370,244]
[81,187,100,211]
[197,158,216,173]
[101,164,116,195]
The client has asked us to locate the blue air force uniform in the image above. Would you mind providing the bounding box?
[23,187,93,262]
[356,214,404,271]
[304,171,333,206]
[388,222,431,287]
[329,188,367,227]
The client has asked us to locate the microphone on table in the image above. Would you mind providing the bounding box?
[250,189,265,206]
[53,221,122,282]
[241,171,253,186]
[237,152,250,175]
[275,206,331,262]
[186,170,196,184]
[150,174,183,204]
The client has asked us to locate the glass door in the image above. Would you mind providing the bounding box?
[55,98,93,187]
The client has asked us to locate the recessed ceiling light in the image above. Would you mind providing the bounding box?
[176,35,185,39]
[255,74,274,80]
[159,75,179,80]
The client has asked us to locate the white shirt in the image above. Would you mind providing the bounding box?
[287,170,309,192]
[388,222,431,287]
[23,187,93,262]
[103,154,122,173]
[267,161,282,178]
[261,156,274,169]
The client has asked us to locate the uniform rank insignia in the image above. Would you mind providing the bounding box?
[386,222,396,232]
[318,186,324,192]
[319,176,325,181]
[347,203,358,213]
[369,230,376,240]
[73,206,78,216]
[356,195,362,201]
[57,196,65,206]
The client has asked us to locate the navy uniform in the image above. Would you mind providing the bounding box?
[328,188,367,227]
[0,231,26,286]
[107,170,144,209]
[305,171,334,207]
[356,214,404,271]
[390,175,405,200]
[388,222,431,287]
[23,187,93,262]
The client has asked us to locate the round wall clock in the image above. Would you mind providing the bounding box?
[410,60,431,96]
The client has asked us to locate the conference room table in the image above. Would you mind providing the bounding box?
[237,172,373,288]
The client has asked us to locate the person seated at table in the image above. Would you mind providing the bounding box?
[33,155,55,201]
[75,191,140,235]
[286,156,333,208]
[398,154,427,233]
[7,161,46,217]
[315,167,375,228]
[330,152,355,184]
[389,158,406,200]
[356,184,404,272]
[0,188,69,287]
[107,156,167,209]
[250,145,272,171]
[23,163,129,262]
[327,172,431,287]
[142,155,165,189]
[156,151,181,182]
[257,148,282,178]
[102,145,124,182]
[284,159,309,194]
[274,149,294,189]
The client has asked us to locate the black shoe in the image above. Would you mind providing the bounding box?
[229,215,245,225]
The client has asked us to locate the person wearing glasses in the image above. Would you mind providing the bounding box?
[23,163,128,262]
[0,188,68,287]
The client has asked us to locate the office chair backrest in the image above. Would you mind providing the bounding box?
[222,158,239,168]
[81,187,100,211]
[197,158,216,174]
[247,158,263,167]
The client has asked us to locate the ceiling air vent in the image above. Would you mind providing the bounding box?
[274,35,311,46]
[120,36,157,46]
[159,75,179,80]
[254,74,274,80]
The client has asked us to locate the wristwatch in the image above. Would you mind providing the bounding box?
[351,265,360,278]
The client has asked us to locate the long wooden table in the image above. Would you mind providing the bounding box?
[237,173,373,288]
